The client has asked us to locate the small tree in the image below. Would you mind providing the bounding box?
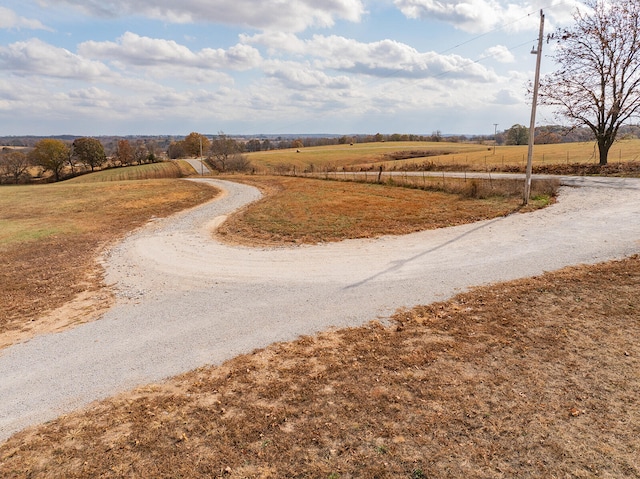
[146,140,160,163]
[505,124,529,145]
[209,132,242,171]
[30,139,69,181]
[167,141,186,160]
[132,140,148,165]
[226,154,252,172]
[73,137,106,171]
[430,130,443,142]
[116,139,134,166]
[183,132,210,157]
[541,0,640,165]
[246,139,262,152]
[0,150,30,184]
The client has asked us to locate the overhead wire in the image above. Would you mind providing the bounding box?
[264,1,577,133]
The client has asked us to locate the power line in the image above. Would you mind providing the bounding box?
[258,2,576,133]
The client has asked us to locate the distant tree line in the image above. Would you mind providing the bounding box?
[5,121,640,183]
[491,124,638,146]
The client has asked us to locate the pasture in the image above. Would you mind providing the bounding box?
[246,138,640,173]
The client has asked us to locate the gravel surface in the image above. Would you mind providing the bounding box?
[1,176,640,441]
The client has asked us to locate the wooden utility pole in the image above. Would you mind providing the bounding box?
[524,9,544,204]
[200,136,203,175]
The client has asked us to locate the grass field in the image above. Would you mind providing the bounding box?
[218,176,556,246]
[246,139,640,173]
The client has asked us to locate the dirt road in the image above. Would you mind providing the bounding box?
[1,176,639,441]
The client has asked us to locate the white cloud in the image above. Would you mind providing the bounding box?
[67,87,113,109]
[0,38,111,79]
[79,32,262,71]
[264,61,353,90]
[394,0,530,33]
[393,0,584,33]
[484,45,515,63]
[240,32,307,56]
[494,88,521,105]
[39,0,366,32]
[0,7,51,31]
[247,34,498,82]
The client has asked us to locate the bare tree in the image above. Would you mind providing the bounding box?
[132,140,148,165]
[0,149,31,184]
[209,132,243,171]
[541,0,640,165]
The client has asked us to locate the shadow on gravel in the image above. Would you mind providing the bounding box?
[344,216,505,289]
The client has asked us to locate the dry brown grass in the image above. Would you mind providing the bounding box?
[246,139,640,174]
[2,256,638,478]
[217,176,553,246]
[0,180,219,346]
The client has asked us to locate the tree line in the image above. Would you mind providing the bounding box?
[0,138,160,184]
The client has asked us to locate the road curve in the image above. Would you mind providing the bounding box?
[1,177,639,441]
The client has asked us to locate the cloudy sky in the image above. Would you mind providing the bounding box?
[0,0,584,136]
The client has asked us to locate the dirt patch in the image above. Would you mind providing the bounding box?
[2,256,638,478]
[0,289,113,350]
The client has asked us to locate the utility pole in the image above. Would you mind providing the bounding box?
[493,123,498,154]
[200,136,203,176]
[524,9,544,205]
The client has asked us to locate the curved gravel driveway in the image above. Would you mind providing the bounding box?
[1,176,640,441]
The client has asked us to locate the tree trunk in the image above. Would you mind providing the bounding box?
[598,139,610,166]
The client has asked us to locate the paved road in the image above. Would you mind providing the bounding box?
[181,158,211,175]
[1,176,639,442]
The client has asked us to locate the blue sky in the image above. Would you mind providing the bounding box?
[0,0,585,136]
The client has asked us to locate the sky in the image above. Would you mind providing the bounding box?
[0,0,586,136]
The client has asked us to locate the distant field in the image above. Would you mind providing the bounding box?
[247,142,487,171]
[246,139,640,172]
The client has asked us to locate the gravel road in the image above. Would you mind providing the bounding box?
[1,176,640,441]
